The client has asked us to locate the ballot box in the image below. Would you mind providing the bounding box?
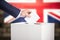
[11,23,54,40]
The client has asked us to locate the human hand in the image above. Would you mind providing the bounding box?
[20,9,31,18]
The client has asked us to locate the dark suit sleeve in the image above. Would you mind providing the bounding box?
[0,0,20,18]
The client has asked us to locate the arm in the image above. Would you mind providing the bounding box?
[0,0,20,18]
[4,9,31,23]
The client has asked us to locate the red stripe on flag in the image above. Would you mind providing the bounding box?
[49,12,60,19]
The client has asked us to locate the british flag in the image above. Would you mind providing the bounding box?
[4,0,60,23]
[44,9,60,23]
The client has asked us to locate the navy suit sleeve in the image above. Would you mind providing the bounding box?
[0,0,20,18]
[4,12,10,18]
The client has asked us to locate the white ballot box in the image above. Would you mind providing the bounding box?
[11,23,55,40]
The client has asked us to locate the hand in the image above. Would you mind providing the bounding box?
[4,15,15,23]
[20,9,31,18]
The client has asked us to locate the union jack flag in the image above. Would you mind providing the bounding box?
[44,9,60,23]
[4,0,60,23]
